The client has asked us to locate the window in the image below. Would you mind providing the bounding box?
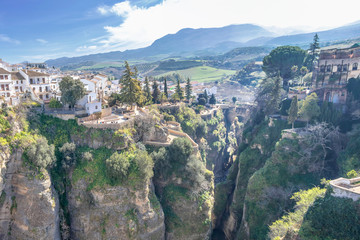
[16,81,18,84]
[30,78,33,84]
[327,65,332,72]
[5,84,9,90]
[343,65,348,72]
[39,95,43,100]
[6,93,10,97]
[42,78,45,83]
[320,65,325,72]
[1,85,4,91]
[337,65,342,72]
[15,86,18,90]
[46,94,49,99]
[4,75,8,80]
[0,75,3,80]
[21,80,23,84]
[20,87,23,92]
[39,87,42,92]
[353,63,358,70]
[95,105,98,109]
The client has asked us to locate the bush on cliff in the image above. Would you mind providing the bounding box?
[26,136,56,169]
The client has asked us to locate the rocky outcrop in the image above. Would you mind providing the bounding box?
[0,149,60,240]
[68,176,165,240]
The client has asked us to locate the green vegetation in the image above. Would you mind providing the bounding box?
[185,78,192,101]
[59,76,86,108]
[143,77,152,104]
[25,136,55,169]
[48,98,62,108]
[262,46,307,80]
[156,66,236,83]
[155,60,203,71]
[119,61,144,107]
[288,95,298,128]
[268,187,326,240]
[256,76,282,115]
[299,195,360,239]
[299,93,320,124]
[347,76,360,101]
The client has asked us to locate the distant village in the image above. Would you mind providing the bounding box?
[0,59,217,116]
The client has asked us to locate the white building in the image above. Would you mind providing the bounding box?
[19,69,53,103]
[0,68,19,106]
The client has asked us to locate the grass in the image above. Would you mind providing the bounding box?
[71,147,114,190]
[156,66,236,83]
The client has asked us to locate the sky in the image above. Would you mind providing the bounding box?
[1,0,360,63]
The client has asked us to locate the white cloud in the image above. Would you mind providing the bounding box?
[36,38,48,44]
[98,1,137,17]
[96,0,360,52]
[0,34,20,45]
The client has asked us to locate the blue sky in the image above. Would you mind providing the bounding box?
[1,0,360,63]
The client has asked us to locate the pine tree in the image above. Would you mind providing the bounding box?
[176,79,184,100]
[310,34,320,56]
[287,95,298,129]
[163,77,168,99]
[152,80,161,104]
[185,78,192,101]
[143,76,152,103]
[119,61,143,107]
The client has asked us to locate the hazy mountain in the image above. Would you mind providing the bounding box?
[266,22,360,46]
[46,24,274,68]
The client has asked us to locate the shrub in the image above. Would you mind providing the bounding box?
[346,169,358,178]
[59,142,77,169]
[82,151,93,162]
[132,149,154,183]
[168,138,193,165]
[26,136,55,169]
[48,98,62,108]
[106,152,130,182]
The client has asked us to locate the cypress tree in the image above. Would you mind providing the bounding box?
[185,77,192,101]
[203,90,208,103]
[209,94,216,105]
[288,95,298,129]
[144,76,152,103]
[152,80,161,104]
[163,77,168,99]
[176,79,184,100]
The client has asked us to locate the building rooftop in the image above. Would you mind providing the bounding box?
[11,72,25,80]
[24,70,50,77]
[0,68,11,74]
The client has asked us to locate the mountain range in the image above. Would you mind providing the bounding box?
[46,22,360,69]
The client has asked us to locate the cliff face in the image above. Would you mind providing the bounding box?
[0,147,60,240]
[68,177,165,240]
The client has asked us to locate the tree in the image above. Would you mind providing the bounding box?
[209,94,216,105]
[198,97,206,105]
[299,93,320,124]
[262,46,307,83]
[143,76,152,103]
[310,33,320,56]
[59,76,86,109]
[256,76,282,115]
[119,61,144,107]
[176,78,184,100]
[49,98,62,108]
[185,78,192,101]
[26,136,55,169]
[168,138,193,165]
[288,95,298,128]
[152,80,161,104]
[232,96,237,104]
[163,77,169,99]
[59,142,77,169]
[106,152,130,182]
[347,76,360,101]
[203,90,208,103]
[108,93,121,107]
[304,34,320,70]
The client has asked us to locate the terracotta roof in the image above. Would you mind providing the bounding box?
[24,70,49,77]
[11,72,25,80]
[0,68,11,74]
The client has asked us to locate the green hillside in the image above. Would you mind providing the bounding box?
[156,66,236,83]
